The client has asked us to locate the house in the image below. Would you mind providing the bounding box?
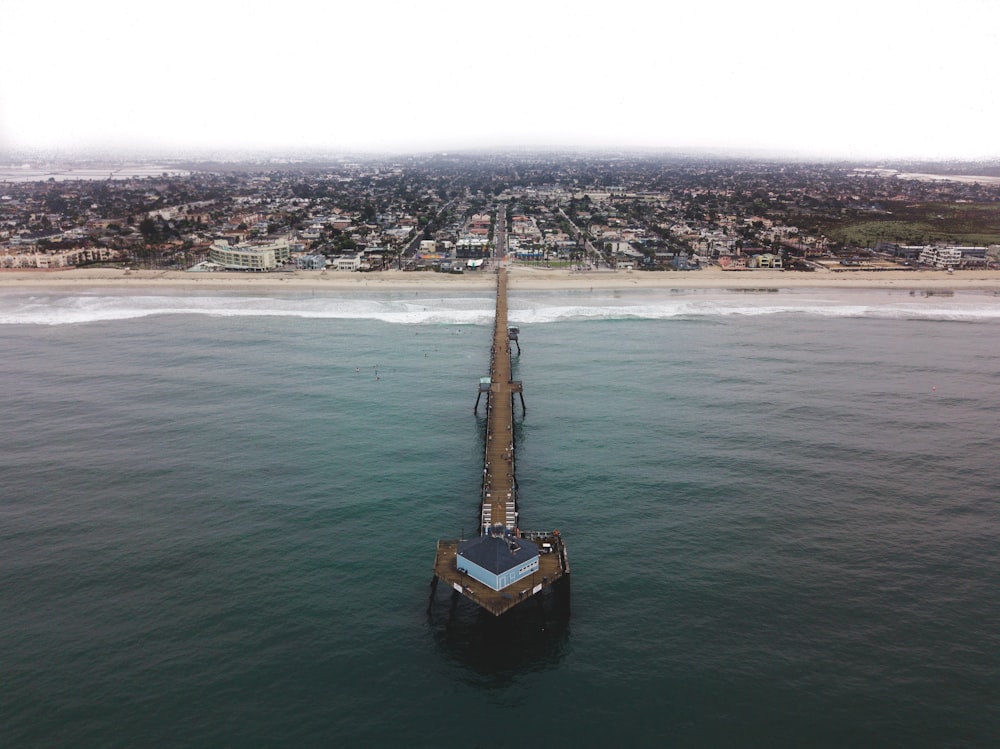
[671,254,699,270]
[332,253,363,271]
[719,255,748,270]
[469,213,491,232]
[750,253,782,269]
[456,237,490,258]
[295,254,327,270]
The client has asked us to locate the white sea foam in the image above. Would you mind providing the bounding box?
[0,294,498,326]
[2,289,1000,325]
[507,292,1000,323]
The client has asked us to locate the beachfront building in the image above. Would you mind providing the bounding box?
[295,254,327,270]
[958,246,988,262]
[749,252,783,269]
[882,244,926,261]
[513,248,544,261]
[208,238,291,271]
[0,247,119,268]
[456,237,490,259]
[918,246,962,268]
[332,253,363,271]
[671,253,699,270]
[719,255,748,270]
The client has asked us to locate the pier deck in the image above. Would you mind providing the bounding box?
[482,270,517,533]
[432,262,569,617]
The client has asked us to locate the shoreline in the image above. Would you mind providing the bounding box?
[3,265,1000,293]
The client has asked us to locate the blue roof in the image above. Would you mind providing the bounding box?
[457,534,539,575]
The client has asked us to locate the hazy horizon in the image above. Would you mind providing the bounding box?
[4,0,999,162]
[4,145,1000,170]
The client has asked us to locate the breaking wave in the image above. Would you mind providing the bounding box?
[2,289,1000,325]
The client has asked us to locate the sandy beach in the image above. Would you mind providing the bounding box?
[3,265,1000,293]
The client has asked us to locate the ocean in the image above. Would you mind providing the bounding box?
[2,285,999,747]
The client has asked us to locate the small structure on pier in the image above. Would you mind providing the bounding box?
[457,525,540,591]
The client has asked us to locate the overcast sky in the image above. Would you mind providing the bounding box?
[3,0,998,160]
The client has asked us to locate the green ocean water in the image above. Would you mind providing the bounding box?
[2,287,999,747]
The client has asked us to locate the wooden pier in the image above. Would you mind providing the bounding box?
[432,267,570,617]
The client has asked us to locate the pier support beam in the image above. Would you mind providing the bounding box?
[556,575,571,614]
[427,575,439,612]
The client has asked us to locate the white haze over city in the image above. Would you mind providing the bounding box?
[2,0,998,160]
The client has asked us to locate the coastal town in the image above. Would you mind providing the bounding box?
[3,153,1000,275]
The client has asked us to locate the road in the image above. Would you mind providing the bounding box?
[399,196,459,267]
[557,208,607,268]
[494,203,506,264]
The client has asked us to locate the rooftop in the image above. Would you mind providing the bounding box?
[458,531,539,575]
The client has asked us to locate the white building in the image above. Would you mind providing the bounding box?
[456,237,490,258]
[332,253,363,271]
[918,246,962,268]
[208,238,290,271]
[0,247,119,268]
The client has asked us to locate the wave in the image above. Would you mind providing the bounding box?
[512,300,1000,323]
[2,290,1000,325]
[0,294,496,326]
